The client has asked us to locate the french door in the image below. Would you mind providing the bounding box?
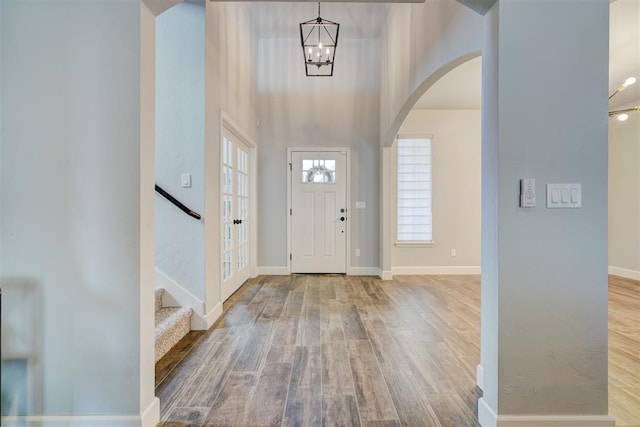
[290,150,347,273]
[221,132,251,300]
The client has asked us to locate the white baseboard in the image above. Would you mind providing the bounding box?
[479,399,498,427]
[380,270,393,280]
[477,364,484,390]
[155,268,207,330]
[392,266,481,275]
[257,266,291,275]
[347,267,381,276]
[202,301,223,329]
[141,397,159,427]
[478,398,614,427]
[1,414,154,427]
[608,265,640,281]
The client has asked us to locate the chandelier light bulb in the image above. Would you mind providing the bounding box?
[308,48,312,54]
[326,48,330,55]
[624,77,637,87]
[318,42,323,49]
[617,113,629,122]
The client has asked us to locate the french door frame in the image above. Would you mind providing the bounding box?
[220,111,258,300]
[287,147,351,274]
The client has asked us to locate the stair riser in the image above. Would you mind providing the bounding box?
[155,309,192,362]
[155,289,163,312]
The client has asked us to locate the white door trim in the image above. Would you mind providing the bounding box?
[287,147,351,274]
[220,110,258,302]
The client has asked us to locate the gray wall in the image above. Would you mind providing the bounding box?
[204,2,259,309]
[481,0,610,416]
[156,0,206,300]
[379,2,483,147]
[256,38,380,270]
[480,3,499,411]
[1,0,143,415]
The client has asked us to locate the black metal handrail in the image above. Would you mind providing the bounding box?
[155,184,202,220]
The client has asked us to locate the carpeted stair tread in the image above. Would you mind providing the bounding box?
[155,288,164,313]
[155,306,192,363]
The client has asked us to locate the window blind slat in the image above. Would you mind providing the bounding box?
[397,137,432,243]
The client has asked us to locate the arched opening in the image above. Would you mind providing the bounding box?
[389,56,482,275]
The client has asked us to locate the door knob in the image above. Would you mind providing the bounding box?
[339,216,346,222]
[340,208,345,213]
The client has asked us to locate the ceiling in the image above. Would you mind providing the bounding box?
[248,2,389,39]
[609,0,640,109]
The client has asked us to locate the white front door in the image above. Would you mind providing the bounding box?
[291,150,347,273]
[221,132,251,300]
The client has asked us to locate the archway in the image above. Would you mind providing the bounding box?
[380,53,482,280]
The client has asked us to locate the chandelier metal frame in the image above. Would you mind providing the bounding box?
[300,3,340,77]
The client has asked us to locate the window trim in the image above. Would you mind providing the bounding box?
[394,241,435,248]
[395,134,434,245]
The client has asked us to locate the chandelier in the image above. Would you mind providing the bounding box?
[609,77,639,122]
[300,3,339,77]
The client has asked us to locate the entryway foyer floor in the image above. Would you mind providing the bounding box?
[156,274,640,427]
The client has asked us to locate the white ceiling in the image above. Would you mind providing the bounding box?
[248,2,389,39]
[609,0,640,109]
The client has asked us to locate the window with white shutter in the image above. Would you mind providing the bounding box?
[396,136,432,243]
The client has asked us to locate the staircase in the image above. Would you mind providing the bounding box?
[155,288,192,363]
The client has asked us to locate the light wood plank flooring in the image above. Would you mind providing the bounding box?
[156,274,640,427]
[609,275,640,427]
[157,275,481,426]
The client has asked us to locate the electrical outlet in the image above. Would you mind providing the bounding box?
[355,249,361,257]
[451,249,457,257]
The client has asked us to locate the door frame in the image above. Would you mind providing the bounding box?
[287,147,351,274]
[220,110,258,300]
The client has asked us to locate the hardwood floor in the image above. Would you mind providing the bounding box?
[609,275,640,427]
[156,275,481,426]
[156,274,640,427]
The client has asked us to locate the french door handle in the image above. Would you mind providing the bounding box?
[233,219,243,225]
[338,217,346,222]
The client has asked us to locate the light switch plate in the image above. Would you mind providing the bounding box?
[547,183,581,208]
[181,173,192,188]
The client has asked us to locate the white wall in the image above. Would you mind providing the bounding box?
[391,109,481,272]
[1,0,146,418]
[609,113,640,278]
[204,2,258,311]
[256,38,380,271]
[379,2,483,148]
[156,0,206,300]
